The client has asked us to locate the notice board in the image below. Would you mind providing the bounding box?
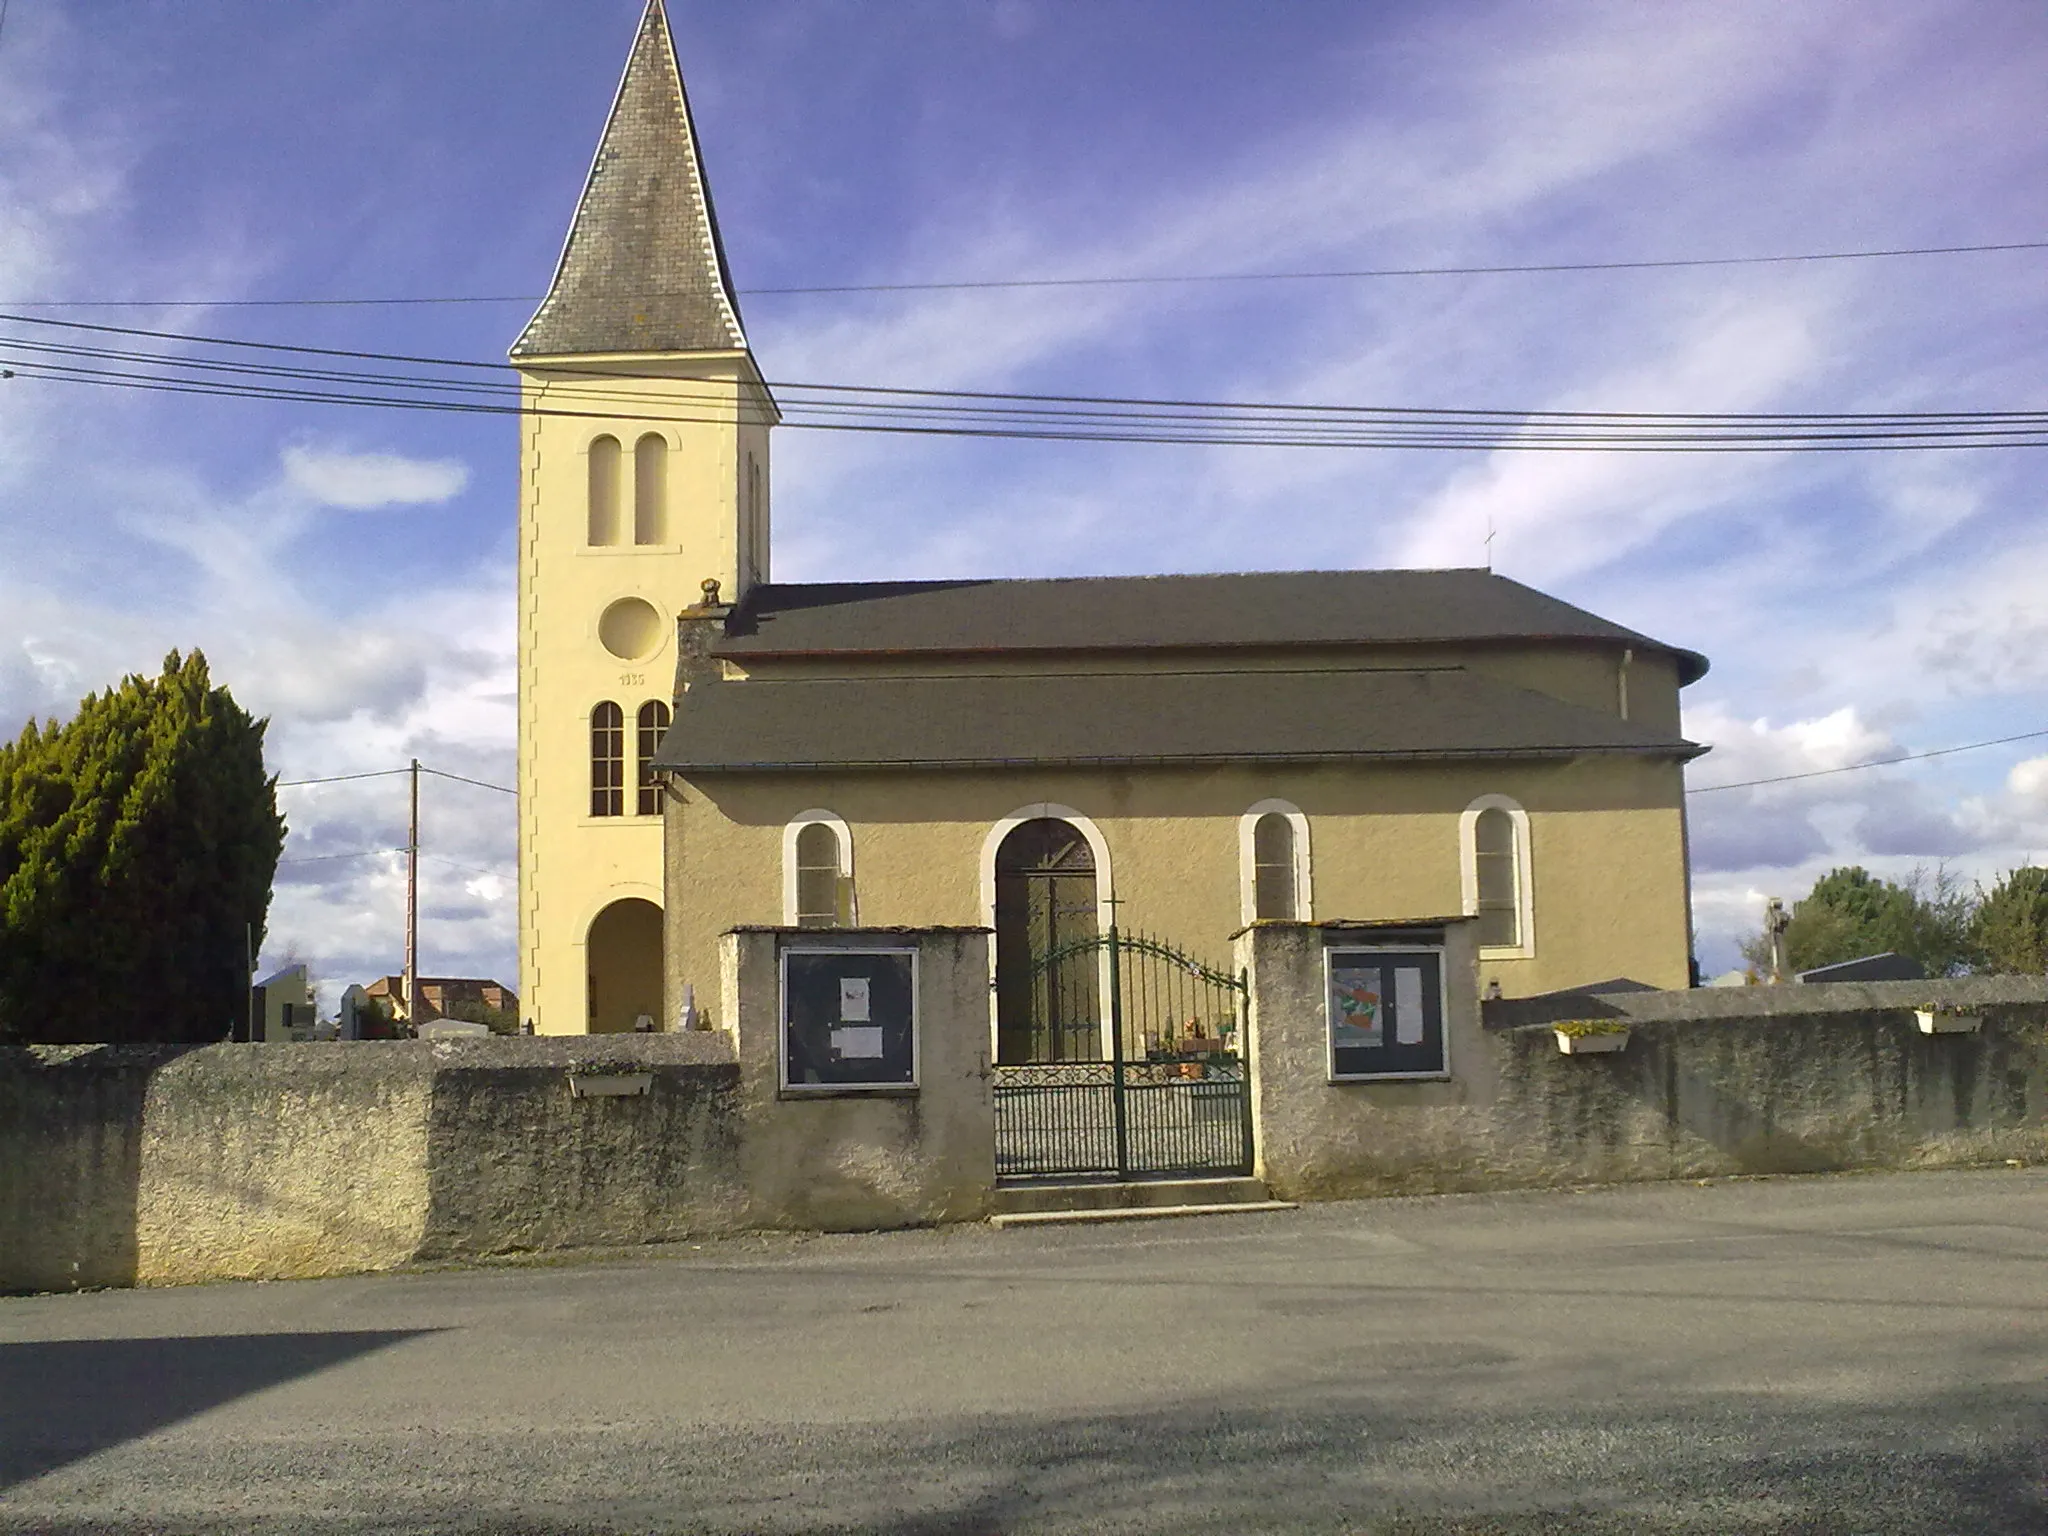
[780,947,919,1091]
[1324,946,1448,1081]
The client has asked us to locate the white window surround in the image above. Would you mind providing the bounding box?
[978,803,1116,1059]
[782,810,854,927]
[1458,794,1535,960]
[1238,799,1313,926]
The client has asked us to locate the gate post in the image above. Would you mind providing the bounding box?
[1108,926,1130,1178]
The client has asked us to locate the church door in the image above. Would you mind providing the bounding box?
[994,818,1101,1064]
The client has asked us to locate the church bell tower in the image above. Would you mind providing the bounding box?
[512,0,776,1033]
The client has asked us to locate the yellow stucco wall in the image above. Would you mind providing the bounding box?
[663,754,1693,1030]
[517,354,773,1033]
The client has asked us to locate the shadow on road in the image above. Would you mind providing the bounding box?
[4,1371,2044,1534]
[0,1330,437,1489]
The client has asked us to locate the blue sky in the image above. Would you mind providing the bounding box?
[2,0,2045,1002]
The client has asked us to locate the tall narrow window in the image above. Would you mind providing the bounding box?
[1473,809,1519,947]
[1455,791,1540,955]
[1239,799,1311,927]
[634,433,667,545]
[636,700,671,816]
[590,702,624,817]
[794,821,843,927]
[1253,813,1298,920]
[745,452,766,582]
[588,435,621,546]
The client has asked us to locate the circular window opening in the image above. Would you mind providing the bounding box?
[598,597,664,660]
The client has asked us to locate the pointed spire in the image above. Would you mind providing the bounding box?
[513,0,748,359]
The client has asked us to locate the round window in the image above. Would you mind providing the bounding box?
[597,597,664,660]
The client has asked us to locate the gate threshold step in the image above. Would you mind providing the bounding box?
[992,1199,1296,1229]
[992,1175,1278,1217]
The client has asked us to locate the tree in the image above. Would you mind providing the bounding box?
[1971,867,2048,975]
[1739,864,1974,978]
[0,650,286,1043]
[444,998,520,1035]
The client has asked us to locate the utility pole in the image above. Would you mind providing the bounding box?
[404,758,419,1028]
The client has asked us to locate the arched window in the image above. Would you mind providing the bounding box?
[1238,799,1312,926]
[784,811,853,927]
[634,433,667,545]
[635,700,671,816]
[1254,814,1297,920]
[1460,795,1533,956]
[590,702,624,817]
[587,435,621,546]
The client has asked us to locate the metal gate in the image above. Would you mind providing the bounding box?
[993,929,1253,1180]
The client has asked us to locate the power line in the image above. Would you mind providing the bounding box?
[277,768,412,789]
[420,852,511,879]
[9,355,2041,451]
[6,314,2045,452]
[1686,727,2048,794]
[420,767,517,795]
[12,310,2047,425]
[6,237,2046,308]
[278,846,405,867]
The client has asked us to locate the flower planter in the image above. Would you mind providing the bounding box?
[1914,1009,1981,1035]
[567,1071,653,1098]
[1554,1027,1630,1056]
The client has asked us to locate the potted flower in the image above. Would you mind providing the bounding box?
[1553,1020,1631,1056]
[1914,1005,1982,1035]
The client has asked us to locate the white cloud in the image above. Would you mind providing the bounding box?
[1687,702,1897,790]
[2007,756,2048,803]
[281,444,470,510]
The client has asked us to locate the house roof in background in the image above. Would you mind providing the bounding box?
[511,0,746,359]
[655,665,1703,773]
[715,570,1709,683]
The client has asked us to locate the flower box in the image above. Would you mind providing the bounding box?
[1914,1009,1981,1035]
[1554,1025,1630,1055]
[567,1071,653,1098]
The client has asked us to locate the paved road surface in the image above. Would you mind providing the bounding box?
[4,1168,2046,1534]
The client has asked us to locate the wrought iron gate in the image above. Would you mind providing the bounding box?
[993,929,1253,1180]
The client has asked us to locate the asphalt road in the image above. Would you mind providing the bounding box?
[3,1168,2046,1535]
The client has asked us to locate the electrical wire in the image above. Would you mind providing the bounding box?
[1686,727,2048,794]
[420,767,518,795]
[277,846,406,867]
[15,309,2048,423]
[420,853,512,878]
[5,313,2045,451]
[7,237,2047,307]
[276,769,412,789]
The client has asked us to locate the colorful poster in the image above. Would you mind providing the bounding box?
[1328,966,1385,1048]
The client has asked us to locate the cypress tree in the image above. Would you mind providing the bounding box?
[0,650,286,1042]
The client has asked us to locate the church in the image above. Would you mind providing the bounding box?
[512,0,1708,1043]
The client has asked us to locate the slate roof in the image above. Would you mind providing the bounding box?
[654,666,1703,774]
[715,570,1708,683]
[512,0,747,359]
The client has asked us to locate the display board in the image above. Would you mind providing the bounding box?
[780,947,919,1091]
[1324,946,1448,1081]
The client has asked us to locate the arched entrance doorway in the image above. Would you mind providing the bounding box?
[993,818,1100,1063]
[586,897,663,1033]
